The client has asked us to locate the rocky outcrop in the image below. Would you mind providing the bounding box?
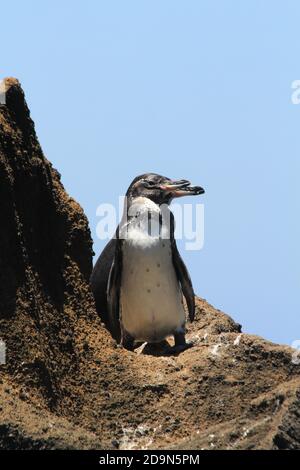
[0,78,299,450]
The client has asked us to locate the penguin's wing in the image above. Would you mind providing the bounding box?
[170,212,195,322]
[90,238,117,325]
[107,227,123,343]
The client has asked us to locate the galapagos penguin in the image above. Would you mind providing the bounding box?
[90,173,205,351]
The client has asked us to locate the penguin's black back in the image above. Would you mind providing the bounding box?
[90,238,116,325]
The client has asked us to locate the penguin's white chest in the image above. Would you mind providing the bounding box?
[121,236,185,343]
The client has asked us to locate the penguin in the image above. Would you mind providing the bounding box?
[90,173,205,352]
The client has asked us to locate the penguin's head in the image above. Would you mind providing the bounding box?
[126,173,205,205]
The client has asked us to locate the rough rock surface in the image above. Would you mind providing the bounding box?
[0,78,299,450]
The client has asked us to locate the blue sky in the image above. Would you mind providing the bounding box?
[1,0,299,345]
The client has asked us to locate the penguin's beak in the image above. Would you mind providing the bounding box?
[160,179,205,198]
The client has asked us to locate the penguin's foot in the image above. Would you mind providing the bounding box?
[174,330,187,347]
[168,331,194,354]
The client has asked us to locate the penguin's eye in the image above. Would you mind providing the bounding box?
[145,181,156,188]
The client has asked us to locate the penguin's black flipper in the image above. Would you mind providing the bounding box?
[170,213,195,322]
[90,238,116,326]
[107,231,123,343]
